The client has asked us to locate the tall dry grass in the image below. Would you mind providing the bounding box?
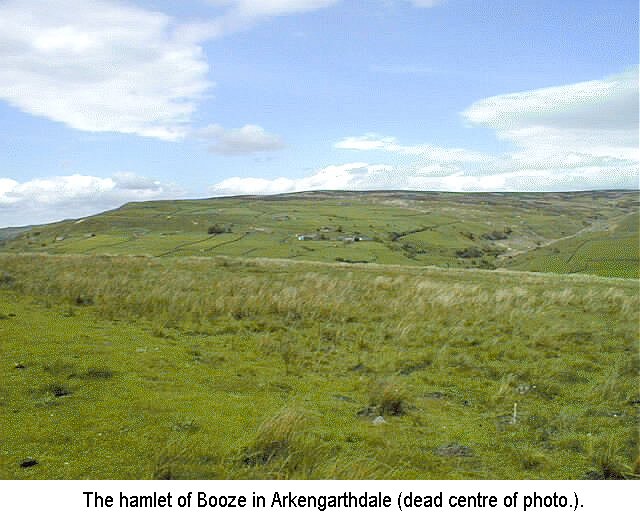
[1,253,637,334]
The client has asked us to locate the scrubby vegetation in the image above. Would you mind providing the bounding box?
[207,223,232,235]
[0,252,637,479]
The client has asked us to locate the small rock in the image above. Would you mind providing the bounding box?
[435,443,473,457]
[50,385,71,397]
[583,470,605,480]
[517,384,531,394]
[14,363,26,369]
[20,458,38,468]
[372,416,386,425]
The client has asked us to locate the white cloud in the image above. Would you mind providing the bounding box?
[215,0,339,17]
[405,167,638,192]
[0,0,342,141]
[0,173,184,227]
[409,0,443,7]
[462,67,639,161]
[335,134,399,152]
[178,0,339,40]
[196,124,285,155]
[209,159,638,196]
[209,162,394,195]
[0,0,211,141]
[335,134,489,162]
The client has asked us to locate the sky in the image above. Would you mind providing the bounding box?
[0,0,638,227]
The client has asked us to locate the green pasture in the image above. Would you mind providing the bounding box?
[3,191,637,277]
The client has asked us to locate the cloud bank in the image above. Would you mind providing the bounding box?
[462,67,638,161]
[196,124,285,155]
[0,173,184,227]
[210,163,394,194]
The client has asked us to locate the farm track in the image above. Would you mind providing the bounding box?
[499,211,638,261]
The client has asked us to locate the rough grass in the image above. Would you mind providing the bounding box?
[0,252,638,479]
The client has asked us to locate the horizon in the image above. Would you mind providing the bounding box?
[2,187,638,230]
[0,1,638,227]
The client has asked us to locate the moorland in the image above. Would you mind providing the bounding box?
[0,190,638,479]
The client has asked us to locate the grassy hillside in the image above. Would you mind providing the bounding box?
[504,211,640,278]
[2,190,638,277]
[1,253,638,479]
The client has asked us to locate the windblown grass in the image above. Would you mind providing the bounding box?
[0,252,637,479]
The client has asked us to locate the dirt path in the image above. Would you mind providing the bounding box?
[500,212,632,261]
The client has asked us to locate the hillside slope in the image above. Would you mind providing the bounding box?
[2,190,638,277]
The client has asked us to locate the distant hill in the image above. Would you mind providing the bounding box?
[1,190,638,277]
[0,225,32,243]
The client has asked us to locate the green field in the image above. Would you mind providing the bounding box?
[2,191,638,277]
[506,211,640,278]
[0,191,638,479]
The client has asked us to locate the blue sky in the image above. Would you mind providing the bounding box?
[0,0,638,226]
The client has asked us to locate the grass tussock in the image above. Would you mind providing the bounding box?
[587,438,636,480]
[244,407,309,465]
[370,380,409,416]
